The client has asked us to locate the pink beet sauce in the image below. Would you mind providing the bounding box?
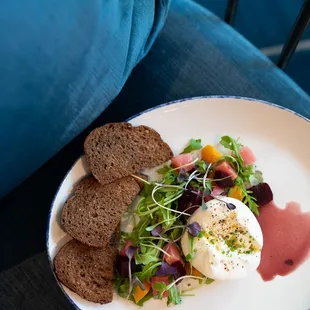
[256,201,310,281]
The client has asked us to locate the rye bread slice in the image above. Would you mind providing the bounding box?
[61,175,139,248]
[84,122,173,185]
[54,239,117,304]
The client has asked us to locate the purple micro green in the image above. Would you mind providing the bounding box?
[151,224,163,237]
[177,168,187,183]
[126,246,138,261]
[188,222,201,237]
[226,203,236,210]
[156,261,178,276]
[211,196,237,211]
[125,246,138,299]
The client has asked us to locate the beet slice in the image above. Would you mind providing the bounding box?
[214,171,234,188]
[248,182,273,206]
[115,255,140,277]
[171,261,186,282]
[178,188,202,215]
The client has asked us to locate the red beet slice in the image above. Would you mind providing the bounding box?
[171,261,186,282]
[115,255,140,277]
[214,170,234,188]
[179,188,202,214]
[248,182,273,206]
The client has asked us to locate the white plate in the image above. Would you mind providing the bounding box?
[47,96,310,310]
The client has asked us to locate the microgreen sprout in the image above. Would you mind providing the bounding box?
[150,224,163,236]
[202,162,212,189]
[211,195,237,211]
[131,174,151,185]
[181,138,203,154]
[156,275,206,300]
[140,242,171,257]
[226,203,236,210]
[185,170,201,188]
[188,222,201,237]
[156,261,177,276]
[125,246,138,299]
[177,168,187,183]
[152,185,191,216]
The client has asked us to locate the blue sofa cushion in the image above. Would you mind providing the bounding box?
[0,0,170,198]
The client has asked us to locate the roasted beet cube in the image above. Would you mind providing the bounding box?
[178,188,202,214]
[115,255,140,278]
[248,182,273,206]
[171,261,186,282]
[214,170,234,188]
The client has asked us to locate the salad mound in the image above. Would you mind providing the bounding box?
[114,136,273,306]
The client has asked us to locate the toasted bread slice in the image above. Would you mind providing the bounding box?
[54,239,117,304]
[61,175,139,248]
[84,122,173,185]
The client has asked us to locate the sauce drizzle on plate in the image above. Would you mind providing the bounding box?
[257,201,310,281]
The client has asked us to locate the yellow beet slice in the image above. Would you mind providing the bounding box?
[229,185,243,201]
[201,145,222,163]
[133,281,151,303]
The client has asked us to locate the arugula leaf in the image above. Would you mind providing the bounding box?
[129,216,150,244]
[235,177,259,215]
[156,167,179,185]
[154,279,183,305]
[201,186,211,210]
[220,136,260,215]
[117,278,131,299]
[182,139,203,154]
[135,240,164,265]
[170,225,183,241]
[220,136,243,159]
[156,165,179,184]
[245,195,259,215]
[134,261,162,282]
[153,282,168,299]
[163,170,178,185]
[135,247,160,265]
[113,271,123,292]
[195,160,207,173]
[167,285,182,306]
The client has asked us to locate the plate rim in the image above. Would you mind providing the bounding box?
[45,95,310,310]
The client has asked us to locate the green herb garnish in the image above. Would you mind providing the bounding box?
[220,136,260,214]
[134,261,162,282]
[167,285,182,306]
[182,139,203,154]
[195,159,207,173]
[115,134,267,306]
